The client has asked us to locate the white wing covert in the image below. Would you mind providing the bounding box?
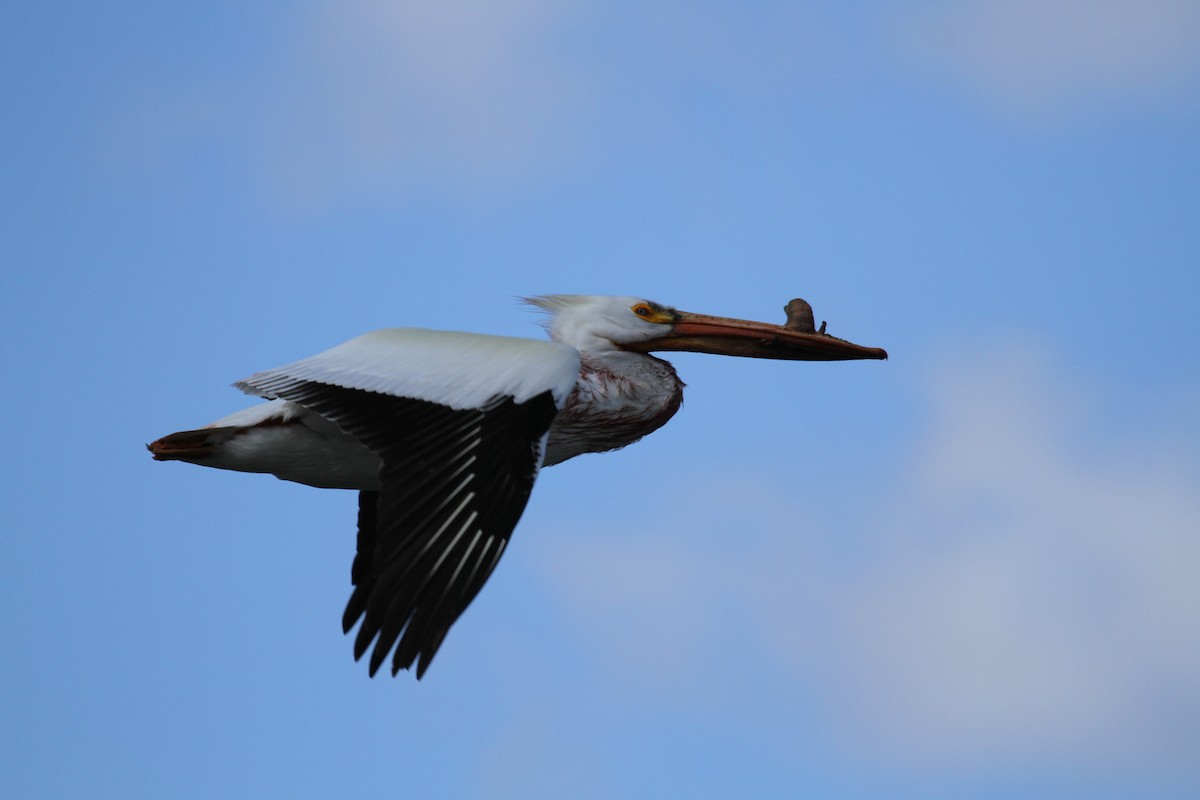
[236,328,579,410]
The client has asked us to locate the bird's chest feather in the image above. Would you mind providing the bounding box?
[543,354,683,466]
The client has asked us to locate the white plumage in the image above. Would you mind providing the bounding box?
[150,294,885,678]
[239,328,581,411]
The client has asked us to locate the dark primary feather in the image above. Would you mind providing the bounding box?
[253,375,558,678]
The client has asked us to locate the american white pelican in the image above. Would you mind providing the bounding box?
[150,295,886,678]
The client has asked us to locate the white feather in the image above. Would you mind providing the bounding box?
[235,328,581,411]
[525,295,668,352]
[209,398,302,428]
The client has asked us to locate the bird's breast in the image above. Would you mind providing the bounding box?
[542,354,684,466]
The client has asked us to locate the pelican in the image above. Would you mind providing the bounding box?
[149,295,886,678]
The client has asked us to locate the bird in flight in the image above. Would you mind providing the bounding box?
[149,295,886,678]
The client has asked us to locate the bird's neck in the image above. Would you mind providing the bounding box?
[542,351,684,466]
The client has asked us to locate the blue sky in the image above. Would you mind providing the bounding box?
[4,1,1199,797]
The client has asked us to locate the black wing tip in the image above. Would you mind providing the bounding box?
[342,598,365,634]
[345,623,436,680]
[355,645,424,680]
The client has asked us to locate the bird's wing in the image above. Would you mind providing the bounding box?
[238,328,579,410]
[236,329,579,677]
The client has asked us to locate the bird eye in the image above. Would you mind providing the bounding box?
[632,304,652,318]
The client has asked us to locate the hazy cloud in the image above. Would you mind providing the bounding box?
[891,0,1200,119]
[838,347,1200,772]
[539,344,1200,780]
[263,0,587,206]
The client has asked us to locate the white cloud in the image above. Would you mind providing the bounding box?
[262,0,587,207]
[891,0,1200,119]
[837,347,1200,771]
[537,343,1200,780]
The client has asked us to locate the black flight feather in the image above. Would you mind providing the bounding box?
[257,376,557,678]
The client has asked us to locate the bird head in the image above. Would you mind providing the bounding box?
[525,295,887,361]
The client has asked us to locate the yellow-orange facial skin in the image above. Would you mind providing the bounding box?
[629,302,679,326]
